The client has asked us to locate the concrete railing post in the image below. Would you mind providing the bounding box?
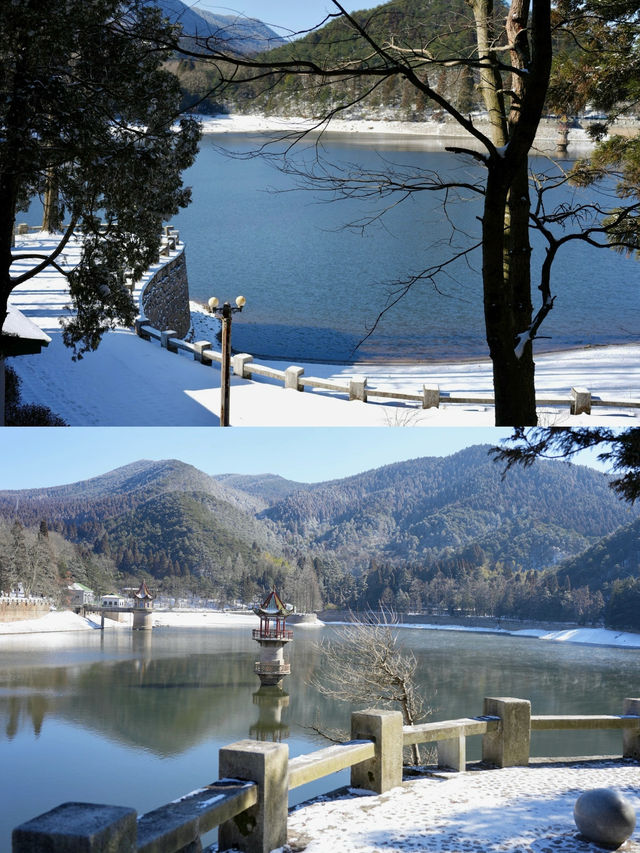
[571,387,591,415]
[623,698,640,759]
[422,385,440,409]
[160,329,178,352]
[482,697,531,768]
[438,734,466,772]
[350,709,403,794]
[285,366,304,391]
[349,376,367,402]
[218,740,288,853]
[193,341,212,364]
[134,318,151,340]
[12,802,137,853]
[232,353,254,378]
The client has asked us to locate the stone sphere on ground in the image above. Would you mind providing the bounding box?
[574,788,636,848]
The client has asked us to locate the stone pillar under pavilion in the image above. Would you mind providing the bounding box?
[252,588,294,687]
[132,580,154,631]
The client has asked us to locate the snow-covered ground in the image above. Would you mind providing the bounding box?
[397,620,640,648]
[7,233,640,426]
[2,609,639,649]
[278,760,640,853]
[195,113,600,153]
[0,608,258,635]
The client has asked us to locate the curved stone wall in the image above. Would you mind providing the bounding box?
[140,249,191,338]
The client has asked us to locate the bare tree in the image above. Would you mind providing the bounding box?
[313,609,430,764]
[178,0,640,426]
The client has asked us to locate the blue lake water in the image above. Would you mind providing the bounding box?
[174,133,640,362]
[19,132,640,362]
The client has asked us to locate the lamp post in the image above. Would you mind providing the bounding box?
[207,295,246,427]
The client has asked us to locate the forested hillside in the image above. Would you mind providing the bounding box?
[1,449,638,626]
[257,446,635,569]
[213,473,306,506]
[172,0,489,116]
[0,460,292,600]
[0,517,119,602]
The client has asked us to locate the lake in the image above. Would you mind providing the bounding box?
[2,622,639,850]
[174,134,640,362]
[19,133,639,362]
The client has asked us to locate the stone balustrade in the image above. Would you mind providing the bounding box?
[134,319,640,417]
[12,698,640,853]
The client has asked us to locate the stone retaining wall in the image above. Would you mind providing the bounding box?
[0,600,50,622]
[140,249,191,338]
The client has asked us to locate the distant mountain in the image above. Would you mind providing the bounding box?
[0,459,231,514]
[213,473,308,506]
[555,516,640,592]
[257,446,638,571]
[219,0,483,117]
[1,449,637,604]
[154,0,286,54]
[0,460,287,587]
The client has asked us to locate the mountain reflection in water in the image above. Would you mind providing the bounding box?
[2,624,640,852]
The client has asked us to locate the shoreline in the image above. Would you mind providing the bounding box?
[191,299,638,366]
[2,609,639,649]
[195,112,611,150]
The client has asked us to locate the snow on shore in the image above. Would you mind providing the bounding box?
[195,112,599,152]
[1,609,639,649]
[7,233,640,426]
[152,609,258,628]
[397,620,640,648]
[0,610,105,635]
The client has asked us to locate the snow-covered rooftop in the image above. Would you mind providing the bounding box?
[2,304,51,356]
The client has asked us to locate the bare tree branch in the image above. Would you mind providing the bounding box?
[312,608,432,765]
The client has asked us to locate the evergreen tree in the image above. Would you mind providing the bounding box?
[29,520,59,599]
[0,0,200,358]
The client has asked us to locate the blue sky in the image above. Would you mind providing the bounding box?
[194,1,364,36]
[0,428,513,490]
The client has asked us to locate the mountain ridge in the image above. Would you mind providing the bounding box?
[1,450,638,613]
[154,0,287,54]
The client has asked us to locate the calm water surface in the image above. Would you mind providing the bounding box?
[20,134,640,361]
[1,624,639,849]
[174,135,640,362]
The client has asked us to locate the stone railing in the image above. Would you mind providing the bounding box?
[134,319,640,417]
[12,222,192,339]
[12,697,640,853]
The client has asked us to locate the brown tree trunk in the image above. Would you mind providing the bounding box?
[472,0,549,425]
[42,170,62,233]
[470,0,508,146]
[483,169,537,425]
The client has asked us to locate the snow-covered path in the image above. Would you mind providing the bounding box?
[281,760,640,853]
[7,234,640,426]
